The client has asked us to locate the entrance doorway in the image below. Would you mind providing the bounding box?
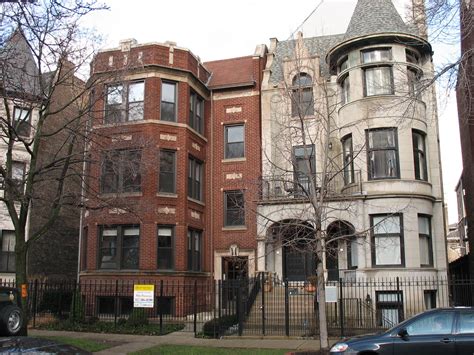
[222,256,248,305]
[273,220,316,281]
[326,220,355,281]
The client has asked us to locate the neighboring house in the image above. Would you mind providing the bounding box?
[258,0,447,309]
[457,0,474,276]
[205,50,266,282]
[82,39,215,298]
[446,175,469,263]
[0,30,83,282]
[81,38,267,300]
[0,29,41,283]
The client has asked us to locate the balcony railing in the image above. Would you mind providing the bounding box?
[0,251,15,273]
[260,170,362,201]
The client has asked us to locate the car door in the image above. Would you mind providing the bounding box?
[391,310,456,355]
[454,309,474,355]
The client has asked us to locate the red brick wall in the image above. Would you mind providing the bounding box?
[83,44,212,281]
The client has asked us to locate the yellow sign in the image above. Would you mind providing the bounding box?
[133,284,154,308]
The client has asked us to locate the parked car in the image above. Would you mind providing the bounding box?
[0,287,24,336]
[0,337,90,354]
[330,307,474,355]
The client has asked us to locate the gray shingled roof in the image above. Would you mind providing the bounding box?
[344,0,418,41]
[0,29,41,98]
[269,34,344,84]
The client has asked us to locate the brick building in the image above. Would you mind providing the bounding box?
[457,0,474,275]
[80,39,267,289]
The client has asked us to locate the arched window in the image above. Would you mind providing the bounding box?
[291,73,314,117]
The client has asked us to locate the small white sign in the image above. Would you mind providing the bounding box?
[134,284,154,308]
[325,286,338,303]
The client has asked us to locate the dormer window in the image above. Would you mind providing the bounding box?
[361,48,392,63]
[291,73,314,117]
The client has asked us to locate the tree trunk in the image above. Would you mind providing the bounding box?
[15,241,28,336]
[315,229,328,352]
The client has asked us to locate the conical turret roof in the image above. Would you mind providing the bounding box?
[344,0,417,41]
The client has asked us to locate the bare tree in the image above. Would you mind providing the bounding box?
[0,0,107,322]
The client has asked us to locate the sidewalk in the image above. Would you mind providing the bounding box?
[29,329,338,354]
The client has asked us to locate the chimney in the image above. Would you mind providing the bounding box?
[411,0,428,39]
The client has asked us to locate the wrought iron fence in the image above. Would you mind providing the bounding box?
[2,274,474,337]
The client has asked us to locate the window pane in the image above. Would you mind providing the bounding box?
[225,191,245,226]
[128,82,144,102]
[159,150,175,193]
[100,228,117,269]
[373,216,400,234]
[128,102,144,121]
[162,83,175,103]
[2,231,15,252]
[225,125,244,159]
[362,49,391,63]
[365,67,393,96]
[407,312,454,335]
[459,312,474,334]
[122,150,141,192]
[349,238,358,268]
[292,73,312,86]
[107,85,123,104]
[369,150,397,178]
[121,235,139,269]
[368,130,395,149]
[418,216,430,235]
[419,235,430,265]
[375,235,401,265]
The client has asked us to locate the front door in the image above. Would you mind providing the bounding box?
[222,257,248,304]
[283,246,315,281]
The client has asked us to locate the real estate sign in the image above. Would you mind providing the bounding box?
[133,284,154,308]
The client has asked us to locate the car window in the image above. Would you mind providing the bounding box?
[458,311,474,334]
[406,312,454,335]
[0,290,15,303]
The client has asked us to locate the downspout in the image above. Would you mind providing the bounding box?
[210,90,215,279]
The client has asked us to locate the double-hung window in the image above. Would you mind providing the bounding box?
[161,81,176,122]
[105,82,144,123]
[340,75,350,105]
[413,130,428,181]
[188,156,203,201]
[367,128,399,179]
[13,106,31,137]
[157,226,174,270]
[224,190,245,227]
[159,150,176,194]
[418,215,433,267]
[99,225,139,270]
[291,73,314,117]
[371,214,404,267]
[293,145,315,195]
[189,92,204,133]
[100,149,142,193]
[224,125,245,159]
[187,229,202,271]
[0,230,15,272]
[342,135,354,185]
[361,48,393,96]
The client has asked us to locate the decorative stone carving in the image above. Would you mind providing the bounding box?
[160,134,177,142]
[226,106,242,114]
[158,206,176,215]
[226,173,242,180]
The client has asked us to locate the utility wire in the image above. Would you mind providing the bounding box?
[289,0,324,40]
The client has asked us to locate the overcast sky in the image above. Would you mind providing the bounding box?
[85,0,462,224]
